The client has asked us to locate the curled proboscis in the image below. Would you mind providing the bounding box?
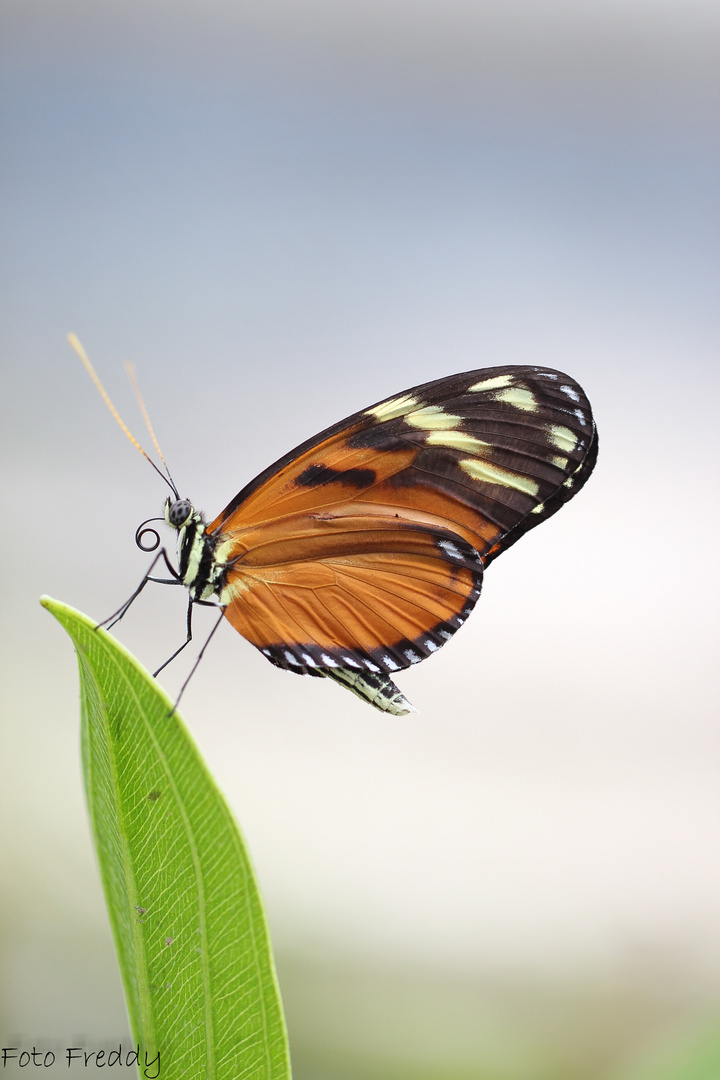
[135,517,164,552]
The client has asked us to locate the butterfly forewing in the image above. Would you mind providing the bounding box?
[208,366,596,679]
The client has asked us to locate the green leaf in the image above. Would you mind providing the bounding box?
[41,596,291,1080]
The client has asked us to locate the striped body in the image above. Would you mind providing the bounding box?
[169,504,224,602]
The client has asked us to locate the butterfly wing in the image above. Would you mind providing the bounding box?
[207,366,597,711]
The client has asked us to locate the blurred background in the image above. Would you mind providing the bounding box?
[1,1,719,1076]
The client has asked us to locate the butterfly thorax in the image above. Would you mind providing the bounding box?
[165,498,227,602]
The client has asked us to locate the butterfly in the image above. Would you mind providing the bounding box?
[72,336,597,715]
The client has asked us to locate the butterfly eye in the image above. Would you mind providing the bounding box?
[167,499,192,528]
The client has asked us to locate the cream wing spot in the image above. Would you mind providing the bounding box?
[214,537,239,564]
[491,386,538,412]
[425,429,491,453]
[530,502,546,514]
[547,424,578,452]
[405,405,463,430]
[459,458,540,497]
[219,576,251,605]
[551,455,568,469]
[468,374,514,392]
[366,394,419,421]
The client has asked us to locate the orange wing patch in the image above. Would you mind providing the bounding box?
[206,428,416,532]
[219,513,482,673]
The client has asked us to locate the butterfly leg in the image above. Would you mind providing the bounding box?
[152,594,197,677]
[153,598,222,679]
[165,607,226,717]
[99,549,181,631]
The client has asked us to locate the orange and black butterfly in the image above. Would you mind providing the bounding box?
[72,336,597,715]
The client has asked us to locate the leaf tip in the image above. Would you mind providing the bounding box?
[40,596,98,634]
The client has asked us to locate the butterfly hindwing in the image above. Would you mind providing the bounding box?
[207,366,596,700]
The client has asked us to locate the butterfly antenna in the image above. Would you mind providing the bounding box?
[68,333,179,498]
[124,359,180,497]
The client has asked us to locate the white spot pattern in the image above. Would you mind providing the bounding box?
[492,386,538,412]
[547,424,578,452]
[459,458,540,497]
[425,429,491,453]
[468,374,513,392]
[405,405,462,430]
[438,539,463,561]
[366,393,419,421]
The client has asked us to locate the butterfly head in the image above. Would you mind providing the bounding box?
[164,496,194,530]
